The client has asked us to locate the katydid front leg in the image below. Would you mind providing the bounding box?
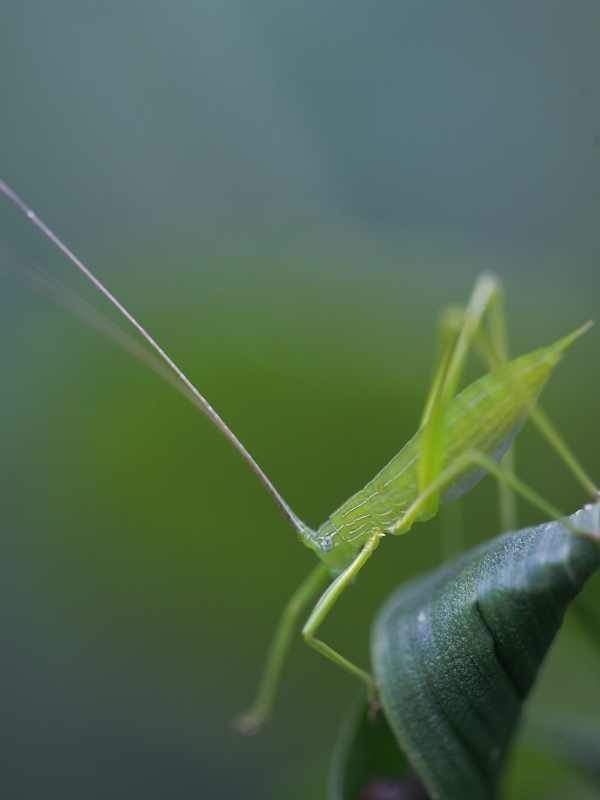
[302,530,383,702]
[234,563,330,734]
[236,532,383,734]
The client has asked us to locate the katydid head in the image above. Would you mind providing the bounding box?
[306,519,363,575]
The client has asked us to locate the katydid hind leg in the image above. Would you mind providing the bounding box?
[419,274,516,534]
[466,296,598,513]
[396,448,573,539]
[418,273,505,431]
[526,404,599,501]
[438,273,506,405]
[469,281,517,531]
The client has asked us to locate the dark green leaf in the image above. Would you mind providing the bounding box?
[370,505,600,800]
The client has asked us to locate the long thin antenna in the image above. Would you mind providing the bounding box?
[0,178,307,537]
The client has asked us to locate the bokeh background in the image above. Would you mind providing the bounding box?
[1,3,600,798]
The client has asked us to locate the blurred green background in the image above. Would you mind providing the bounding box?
[1,3,600,798]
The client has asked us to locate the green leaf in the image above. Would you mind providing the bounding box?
[369,505,600,800]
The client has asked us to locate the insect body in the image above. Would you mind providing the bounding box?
[1,178,596,735]
[308,330,586,575]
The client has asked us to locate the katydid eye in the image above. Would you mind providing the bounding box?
[321,535,333,552]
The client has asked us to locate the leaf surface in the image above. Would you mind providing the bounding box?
[367,505,600,800]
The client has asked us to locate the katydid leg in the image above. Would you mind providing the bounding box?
[527,405,599,499]
[419,274,505,430]
[420,274,517,532]
[468,314,599,506]
[472,279,517,531]
[302,531,383,702]
[395,449,569,537]
[439,273,506,406]
[235,562,330,734]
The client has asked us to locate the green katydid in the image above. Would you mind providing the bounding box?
[1,178,597,736]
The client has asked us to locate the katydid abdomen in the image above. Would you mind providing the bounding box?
[311,325,589,575]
